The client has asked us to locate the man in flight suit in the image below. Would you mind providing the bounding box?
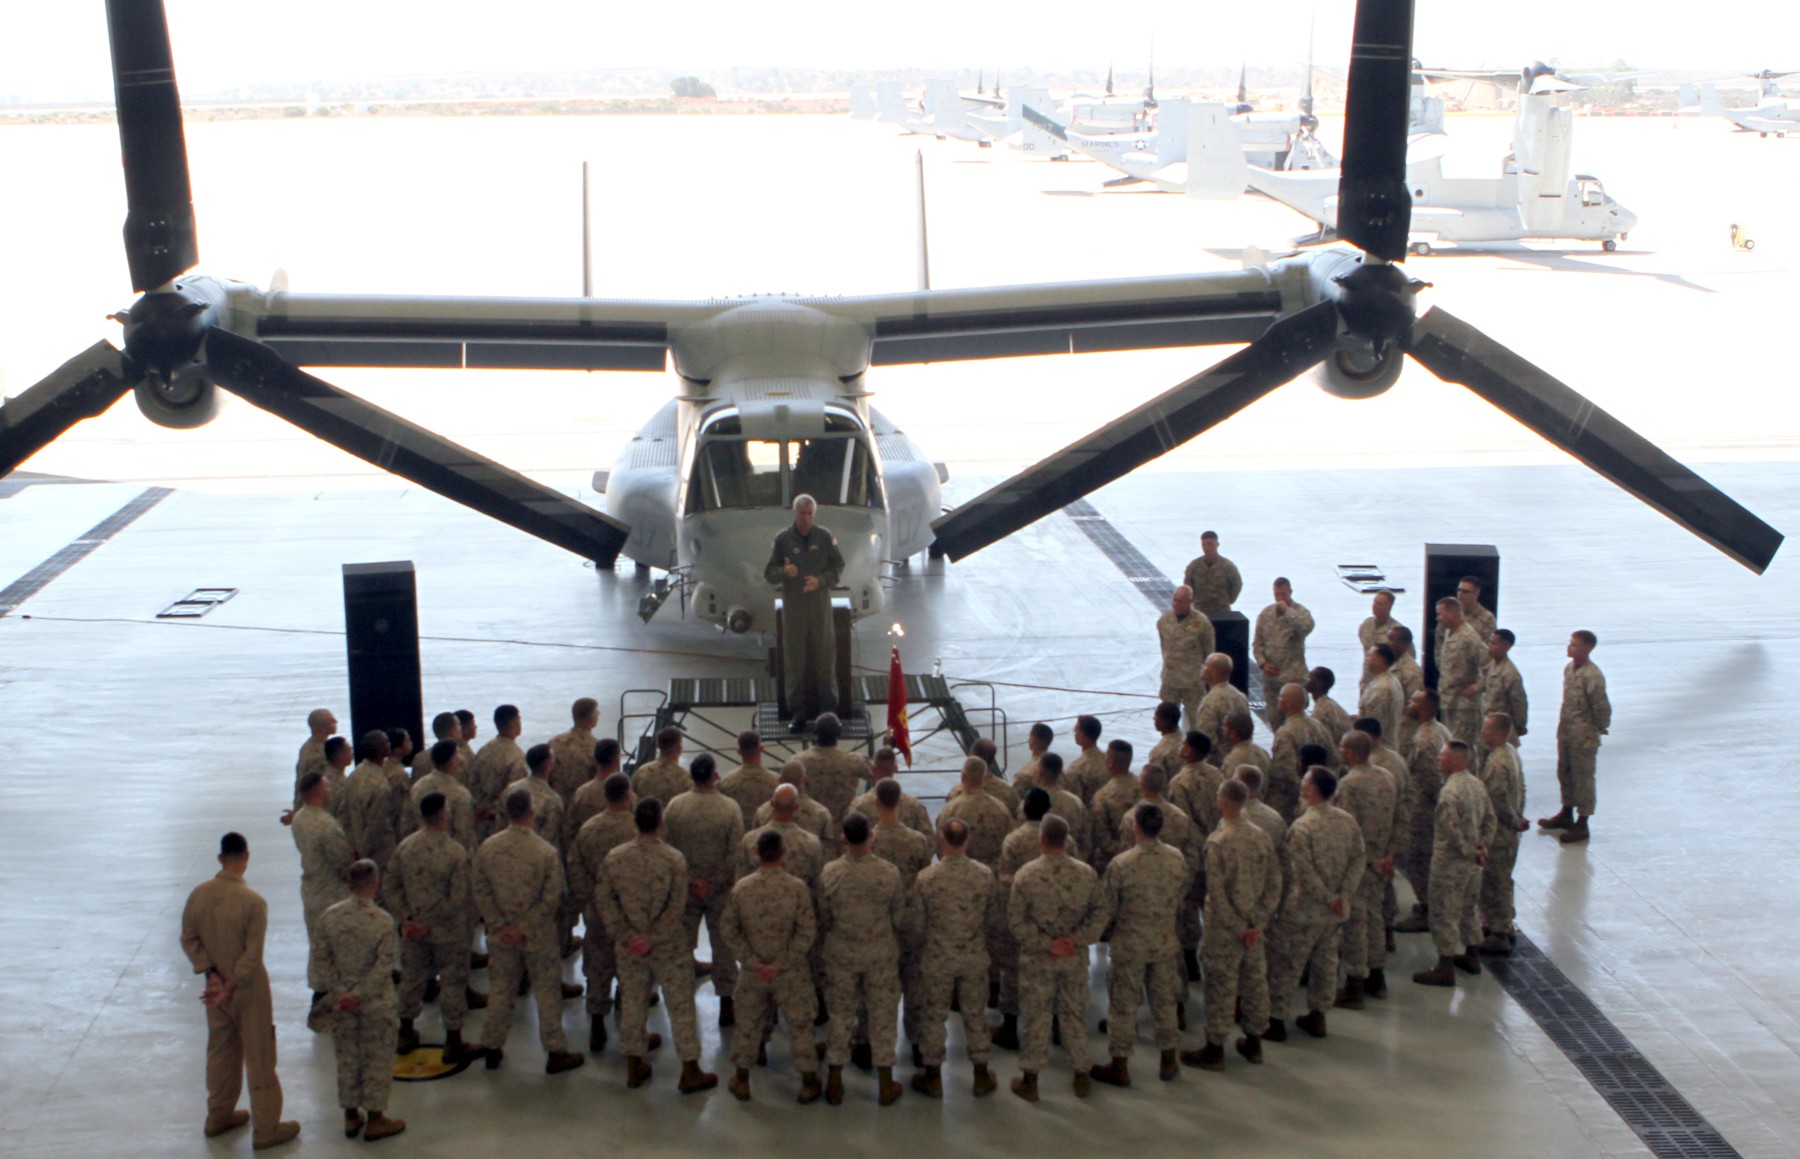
[766,493,846,731]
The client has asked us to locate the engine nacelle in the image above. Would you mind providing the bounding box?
[1311,342,1405,400]
[133,365,220,429]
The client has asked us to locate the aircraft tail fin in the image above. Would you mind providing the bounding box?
[1153,100,1190,165]
[1677,83,1697,111]
[849,84,875,120]
[1700,83,1724,118]
[875,81,910,123]
[1184,101,1248,200]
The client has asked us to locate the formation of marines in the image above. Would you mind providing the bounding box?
[186,530,1614,1141]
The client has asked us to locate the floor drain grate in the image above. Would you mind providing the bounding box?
[1489,933,1741,1158]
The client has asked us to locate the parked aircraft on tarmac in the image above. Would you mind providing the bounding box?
[1682,71,1800,137]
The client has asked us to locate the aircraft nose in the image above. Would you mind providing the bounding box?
[1614,205,1639,233]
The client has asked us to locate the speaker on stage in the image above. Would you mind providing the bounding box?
[772,596,854,720]
[1211,611,1251,698]
[1422,544,1499,688]
[343,561,423,759]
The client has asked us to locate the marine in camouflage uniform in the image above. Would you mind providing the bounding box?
[1253,580,1315,729]
[796,716,874,831]
[388,798,474,1048]
[474,794,574,1061]
[564,740,623,851]
[291,780,353,998]
[1008,818,1112,1094]
[1094,807,1188,1084]
[1480,632,1529,750]
[407,744,475,853]
[1478,715,1527,946]
[1265,772,1365,1033]
[1087,746,1142,874]
[849,773,934,838]
[1064,718,1110,806]
[1195,659,1250,752]
[341,737,400,869]
[1434,600,1487,746]
[719,751,782,830]
[913,823,999,1089]
[1416,743,1497,984]
[1157,586,1217,730]
[1397,693,1452,930]
[567,777,637,1039]
[995,793,1081,1042]
[315,867,399,1125]
[766,496,847,724]
[938,760,1014,868]
[547,699,602,805]
[632,728,691,817]
[722,833,821,1095]
[1332,736,1397,1003]
[468,726,528,844]
[1194,782,1281,1061]
[869,790,934,1049]
[1548,633,1610,837]
[1269,690,1332,820]
[819,817,906,1097]
[1182,534,1242,615]
[1359,652,1406,750]
[663,759,747,1011]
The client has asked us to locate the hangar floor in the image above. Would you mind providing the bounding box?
[2,454,1796,1158]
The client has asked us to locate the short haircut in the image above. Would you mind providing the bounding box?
[1140,764,1168,794]
[1418,688,1441,713]
[814,714,842,745]
[572,696,599,723]
[432,711,458,738]
[793,493,817,511]
[348,859,380,892]
[972,738,998,766]
[1493,628,1516,647]
[526,743,552,773]
[430,739,459,769]
[494,704,520,730]
[1459,575,1482,591]
[737,730,761,755]
[595,737,622,768]
[690,753,717,784]
[1572,629,1597,648]
[656,726,683,752]
[960,756,986,783]
[1306,767,1339,800]
[1352,717,1382,740]
[1372,643,1396,666]
[1486,712,1514,733]
[297,770,325,798]
[1389,625,1414,646]
[841,813,871,846]
[635,797,663,833]
[384,727,410,753]
[1273,576,1291,589]
[941,818,969,849]
[357,730,388,762]
[324,735,351,763]
[1310,667,1337,693]
[1235,766,1263,792]
[875,779,902,809]
[1224,711,1254,742]
[419,791,446,821]
[1106,738,1134,766]
[1207,652,1234,675]
[1075,715,1102,743]
[1445,740,1473,761]
[1155,701,1180,729]
[1029,722,1054,746]
[874,747,896,765]
[306,708,334,730]
[504,786,533,822]
[1184,731,1212,758]
[1201,530,1218,540]
[603,772,632,804]
[1298,743,1330,768]
[1039,752,1064,780]
[455,709,475,728]
[756,830,785,863]
[1022,787,1051,821]
[220,832,248,857]
[1436,596,1460,612]
[1040,815,1070,848]
[1219,780,1248,808]
[1341,732,1373,761]
[1134,802,1165,839]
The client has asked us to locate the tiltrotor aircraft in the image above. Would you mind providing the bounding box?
[0,0,1780,643]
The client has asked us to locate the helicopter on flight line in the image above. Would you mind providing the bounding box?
[0,0,1781,642]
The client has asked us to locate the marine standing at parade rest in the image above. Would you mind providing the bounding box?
[722,830,822,1103]
[718,730,780,830]
[1413,742,1497,987]
[1182,530,1243,615]
[766,493,846,731]
[1093,803,1189,1088]
[1541,629,1610,845]
[632,727,692,817]
[468,704,528,843]
[1480,629,1529,749]
[548,698,602,805]
[291,770,353,1028]
[1183,779,1281,1073]
[1332,733,1398,1012]
[911,819,1000,1099]
[1477,713,1529,955]
[389,791,477,1063]
[566,773,637,1054]
[341,731,400,869]
[1434,597,1486,746]
[1264,768,1364,1043]
[819,813,907,1106]
[662,755,746,1028]
[1008,816,1112,1103]
[315,859,405,1142]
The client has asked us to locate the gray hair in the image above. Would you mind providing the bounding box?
[793,494,817,512]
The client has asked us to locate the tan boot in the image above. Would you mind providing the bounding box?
[679,1060,718,1094]
[626,1056,652,1088]
[1090,1056,1131,1087]
[1159,1048,1180,1081]
[911,1064,942,1098]
[797,1072,823,1105]
[546,1050,586,1075]
[971,1063,997,1098]
[343,1108,365,1139]
[1180,1042,1224,1071]
[1336,975,1366,1010]
[1072,1070,1091,1098]
[877,1066,903,1105]
[1413,956,1457,986]
[1295,1010,1327,1038]
[363,1114,407,1142]
[825,1065,845,1105]
[728,1068,751,1101]
[1234,1033,1263,1065]
[252,1121,301,1150]
[203,1110,249,1138]
[1010,1071,1039,1103]
[395,1019,420,1055]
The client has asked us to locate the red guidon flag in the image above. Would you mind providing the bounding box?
[887,646,912,767]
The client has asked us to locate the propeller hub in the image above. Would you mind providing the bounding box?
[1331,259,1419,348]
[121,280,224,384]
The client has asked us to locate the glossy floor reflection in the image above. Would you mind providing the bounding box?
[1,460,1795,1157]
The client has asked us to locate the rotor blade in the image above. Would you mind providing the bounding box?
[1337,0,1416,259]
[1407,306,1782,573]
[106,0,199,291]
[930,301,1339,561]
[201,329,631,565]
[0,342,133,478]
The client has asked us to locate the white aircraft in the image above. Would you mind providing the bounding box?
[4,0,1779,652]
[1212,87,1637,254]
[1416,60,1646,101]
[963,86,1069,157]
[1683,71,1800,137]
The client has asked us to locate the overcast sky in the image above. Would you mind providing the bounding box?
[1,0,1794,101]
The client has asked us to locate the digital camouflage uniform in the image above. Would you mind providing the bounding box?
[510,775,567,854]
[945,772,1023,823]
[753,793,834,849]
[1358,615,1403,659]
[1169,763,1226,839]
[547,727,599,806]
[1202,818,1281,1045]
[722,865,819,1073]
[1087,772,1142,874]
[740,821,825,893]
[564,776,614,852]
[718,763,781,829]
[796,744,873,831]
[1158,610,1217,729]
[1101,840,1188,1060]
[1064,747,1110,809]
[1009,851,1112,1076]
[292,804,353,992]
[406,770,474,853]
[1254,600,1315,729]
[1557,659,1611,815]
[1148,732,1184,778]
[1182,554,1242,615]
[474,826,569,1055]
[568,808,638,1018]
[1130,800,1202,963]
[664,785,746,997]
[766,522,846,721]
[341,760,400,868]
[870,821,934,1043]
[1266,802,1364,1021]
[1430,770,1497,957]
[849,783,934,838]
[599,837,702,1061]
[1480,655,1529,749]
[1195,683,1251,753]
[915,854,998,1067]
[1335,763,1397,979]
[315,895,398,1114]
[1046,787,1094,856]
[388,827,473,1031]
[1438,604,1496,658]
[819,851,906,1068]
[1392,653,1425,710]
[996,820,1084,1023]
[1359,672,1406,751]
[938,790,1013,869]
[632,758,691,815]
[468,736,528,842]
[1402,719,1451,906]
[1479,743,1526,934]
[1437,622,1487,745]
[1268,717,1330,823]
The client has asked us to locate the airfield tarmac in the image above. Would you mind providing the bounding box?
[2,112,1799,1157]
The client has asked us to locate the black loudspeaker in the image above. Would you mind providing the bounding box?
[1421,544,1499,688]
[771,597,854,719]
[343,561,423,757]
[1211,611,1251,697]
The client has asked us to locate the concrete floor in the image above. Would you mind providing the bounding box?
[2,455,1796,1157]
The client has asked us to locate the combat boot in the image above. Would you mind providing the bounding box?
[1560,817,1590,844]
[1011,1071,1039,1103]
[1366,968,1388,998]
[911,1064,942,1098]
[442,1028,474,1065]
[992,1014,1020,1051]
[1478,933,1515,956]
[1413,956,1456,986]
[1181,1042,1224,1071]
[1159,1048,1179,1081]
[1394,911,1431,934]
[362,1113,406,1142]
[1455,947,1483,975]
[395,1019,420,1055]
[1090,1057,1130,1087]
[1184,947,1202,982]
[851,1041,873,1072]
[588,1014,608,1053]
[1235,1033,1263,1065]
[465,986,488,1010]
[679,1060,718,1094]
[971,1063,996,1097]
[825,1065,845,1105]
[344,1109,365,1139]
[797,1072,823,1104]
[728,1068,751,1101]
[1262,1018,1288,1043]
[1295,1010,1327,1039]
[878,1067,903,1106]
[1336,975,1366,1010]
[251,1121,301,1151]
[626,1056,652,1088]
[1537,806,1573,831]
[483,1047,505,1070]
[203,1110,250,1138]
[718,996,735,1028]
[546,1050,586,1075]
[1072,1070,1091,1098]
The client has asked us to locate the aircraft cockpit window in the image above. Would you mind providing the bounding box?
[686,435,883,513]
[793,436,882,509]
[688,439,784,513]
[1578,179,1605,208]
[822,412,861,433]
